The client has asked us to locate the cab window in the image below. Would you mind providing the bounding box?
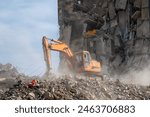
[84,52,90,66]
[76,54,83,67]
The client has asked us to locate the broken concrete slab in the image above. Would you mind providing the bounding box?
[141,8,149,19]
[118,11,128,39]
[141,0,149,19]
[102,1,108,8]
[110,18,118,28]
[131,11,141,20]
[59,25,72,45]
[137,20,150,38]
[108,2,116,19]
[142,0,149,8]
[134,0,141,8]
[115,0,127,10]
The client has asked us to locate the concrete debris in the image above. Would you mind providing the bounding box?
[58,0,150,75]
[131,11,141,20]
[115,0,127,10]
[28,92,36,99]
[134,0,141,8]
[110,18,118,28]
[141,0,149,19]
[0,75,150,100]
[137,21,150,38]
[108,2,116,20]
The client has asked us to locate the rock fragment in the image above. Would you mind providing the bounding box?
[115,0,127,10]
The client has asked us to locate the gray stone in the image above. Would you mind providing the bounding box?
[28,92,35,99]
[118,11,128,38]
[115,26,122,37]
[141,0,149,19]
[108,2,116,19]
[110,18,118,28]
[43,92,53,99]
[115,0,127,10]
[59,25,72,45]
[142,0,149,8]
[137,21,150,38]
[134,39,144,53]
[96,37,105,56]
[141,8,149,19]
[114,37,121,47]
[131,11,141,20]
[101,16,109,30]
[134,0,141,8]
[102,1,108,8]
[104,39,112,56]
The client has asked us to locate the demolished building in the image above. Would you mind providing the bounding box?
[58,0,150,75]
[1,0,150,100]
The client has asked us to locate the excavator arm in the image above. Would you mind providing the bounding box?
[42,36,74,74]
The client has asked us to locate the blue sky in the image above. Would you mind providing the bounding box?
[0,0,59,76]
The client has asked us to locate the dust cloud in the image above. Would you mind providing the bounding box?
[117,65,150,86]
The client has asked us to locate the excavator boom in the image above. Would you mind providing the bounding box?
[42,36,74,73]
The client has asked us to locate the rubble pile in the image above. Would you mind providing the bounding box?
[0,75,150,100]
[58,0,150,75]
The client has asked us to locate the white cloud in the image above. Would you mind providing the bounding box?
[0,0,59,76]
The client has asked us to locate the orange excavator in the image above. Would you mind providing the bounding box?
[42,36,102,76]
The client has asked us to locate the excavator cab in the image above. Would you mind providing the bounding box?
[75,51,91,68]
[75,51,101,74]
[75,52,83,68]
[83,51,91,67]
